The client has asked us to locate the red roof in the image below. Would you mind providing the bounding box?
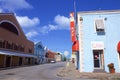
[46,50,56,58]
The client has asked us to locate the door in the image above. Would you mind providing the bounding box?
[19,57,22,66]
[6,56,11,67]
[28,58,31,65]
[93,50,104,69]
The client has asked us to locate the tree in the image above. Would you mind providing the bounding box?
[63,56,66,61]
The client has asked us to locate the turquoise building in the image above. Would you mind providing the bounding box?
[34,42,46,64]
[76,10,120,72]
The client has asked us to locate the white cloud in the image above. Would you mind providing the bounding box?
[0,0,32,11]
[49,24,58,30]
[0,8,3,13]
[39,15,69,34]
[16,16,40,28]
[54,15,69,29]
[39,24,57,34]
[39,25,49,34]
[26,31,38,38]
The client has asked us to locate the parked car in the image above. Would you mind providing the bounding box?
[50,60,56,63]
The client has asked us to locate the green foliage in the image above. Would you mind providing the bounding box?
[64,56,66,61]
[108,63,114,69]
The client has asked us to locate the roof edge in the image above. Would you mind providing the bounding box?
[77,9,120,15]
[0,13,14,15]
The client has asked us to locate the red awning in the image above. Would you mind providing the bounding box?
[117,41,120,53]
[72,40,79,51]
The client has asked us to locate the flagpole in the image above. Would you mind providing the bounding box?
[74,0,76,22]
[74,0,78,40]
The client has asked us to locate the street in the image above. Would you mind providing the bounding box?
[0,62,66,80]
[1,61,120,80]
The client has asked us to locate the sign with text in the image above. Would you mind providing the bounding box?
[70,12,76,42]
[91,41,104,50]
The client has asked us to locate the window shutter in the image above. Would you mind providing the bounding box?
[95,19,104,29]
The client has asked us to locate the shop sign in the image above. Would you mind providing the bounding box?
[91,41,104,50]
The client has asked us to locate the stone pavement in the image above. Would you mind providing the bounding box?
[57,62,120,80]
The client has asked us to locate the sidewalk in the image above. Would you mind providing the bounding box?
[57,62,120,80]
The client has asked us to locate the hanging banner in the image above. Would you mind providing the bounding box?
[70,12,76,42]
[72,40,79,51]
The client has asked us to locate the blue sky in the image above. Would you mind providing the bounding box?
[0,0,120,56]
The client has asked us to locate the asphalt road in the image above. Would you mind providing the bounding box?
[0,62,66,80]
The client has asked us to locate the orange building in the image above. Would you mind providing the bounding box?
[0,13,37,68]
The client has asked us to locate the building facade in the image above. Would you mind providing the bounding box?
[34,42,46,64]
[0,13,37,68]
[73,10,120,73]
[55,53,62,62]
[45,50,56,63]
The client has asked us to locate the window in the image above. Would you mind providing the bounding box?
[29,48,32,53]
[6,41,13,49]
[19,45,24,52]
[0,40,2,48]
[38,45,42,49]
[95,19,105,32]
[13,44,19,51]
[3,40,6,48]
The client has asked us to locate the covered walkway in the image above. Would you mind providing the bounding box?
[0,50,37,68]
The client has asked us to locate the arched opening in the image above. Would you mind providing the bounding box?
[0,21,19,35]
[38,45,42,49]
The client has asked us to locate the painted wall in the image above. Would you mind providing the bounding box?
[34,42,45,64]
[77,11,120,72]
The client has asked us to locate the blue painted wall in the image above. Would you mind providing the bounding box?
[34,42,45,64]
[78,12,120,72]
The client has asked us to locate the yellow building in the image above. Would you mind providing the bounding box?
[55,53,62,62]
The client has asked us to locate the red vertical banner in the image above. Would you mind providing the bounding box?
[72,40,79,51]
[70,12,76,42]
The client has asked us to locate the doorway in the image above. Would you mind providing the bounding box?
[28,58,31,65]
[93,50,104,69]
[19,57,22,66]
[6,56,11,67]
